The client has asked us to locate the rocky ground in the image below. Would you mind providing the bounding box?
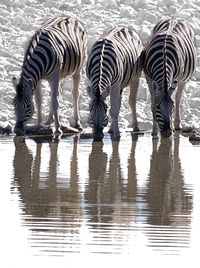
[0,0,200,133]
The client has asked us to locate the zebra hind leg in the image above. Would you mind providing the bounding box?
[48,72,62,135]
[174,82,185,131]
[145,75,158,136]
[71,71,82,131]
[109,83,121,140]
[108,92,122,135]
[34,81,43,126]
[129,72,141,132]
[44,109,54,126]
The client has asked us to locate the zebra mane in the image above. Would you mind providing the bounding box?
[22,30,41,68]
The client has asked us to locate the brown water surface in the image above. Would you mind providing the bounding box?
[0,132,199,267]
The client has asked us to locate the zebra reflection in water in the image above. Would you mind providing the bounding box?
[144,19,197,137]
[12,17,87,136]
[12,137,82,220]
[85,136,138,227]
[145,134,193,227]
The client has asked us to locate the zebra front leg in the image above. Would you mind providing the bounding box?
[109,83,121,140]
[44,85,63,126]
[174,82,185,131]
[34,81,43,125]
[44,108,54,126]
[145,75,158,136]
[129,72,141,132]
[48,72,62,135]
[71,70,82,131]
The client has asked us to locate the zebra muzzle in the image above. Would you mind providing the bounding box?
[93,127,104,141]
[14,121,25,136]
[160,126,172,138]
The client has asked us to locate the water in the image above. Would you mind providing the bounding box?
[1,132,200,267]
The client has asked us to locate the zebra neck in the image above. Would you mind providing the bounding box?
[20,70,38,90]
[90,83,110,99]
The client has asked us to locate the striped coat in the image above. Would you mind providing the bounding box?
[144,19,197,137]
[87,27,143,140]
[13,17,87,135]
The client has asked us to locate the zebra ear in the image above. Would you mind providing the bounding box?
[152,81,160,95]
[101,86,110,100]
[12,77,18,90]
[87,86,93,97]
[23,78,34,94]
[27,78,34,91]
[171,81,178,91]
[168,82,178,96]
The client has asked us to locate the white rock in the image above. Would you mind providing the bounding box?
[96,0,117,8]
[195,35,200,47]
[188,98,200,109]
[0,49,11,57]
[120,5,135,18]
[13,15,26,26]
[194,67,200,81]
[24,6,36,14]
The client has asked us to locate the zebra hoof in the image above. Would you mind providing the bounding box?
[75,124,83,132]
[60,125,80,134]
[133,127,140,132]
[151,132,158,137]
[93,131,104,141]
[54,127,63,136]
[14,127,25,136]
[111,134,120,141]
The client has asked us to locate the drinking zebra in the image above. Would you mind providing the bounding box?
[144,19,197,137]
[12,17,87,135]
[86,27,143,141]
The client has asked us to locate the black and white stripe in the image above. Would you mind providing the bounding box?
[87,27,143,140]
[144,19,197,137]
[13,17,87,135]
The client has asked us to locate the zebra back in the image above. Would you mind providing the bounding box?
[144,19,197,90]
[21,17,87,88]
[87,27,143,97]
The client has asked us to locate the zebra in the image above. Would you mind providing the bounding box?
[12,17,87,136]
[86,27,143,141]
[144,19,197,137]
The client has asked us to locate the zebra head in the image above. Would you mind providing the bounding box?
[153,81,176,137]
[12,77,34,136]
[88,86,109,141]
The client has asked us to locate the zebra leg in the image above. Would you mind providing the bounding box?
[34,81,42,125]
[44,87,56,126]
[44,107,54,126]
[174,82,185,130]
[44,85,62,127]
[71,70,82,131]
[48,72,62,134]
[129,72,141,132]
[145,75,158,135]
[109,83,120,139]
[109,92,122,134]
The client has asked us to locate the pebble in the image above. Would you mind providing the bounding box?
[189,133,200,142]
[25,125,53,136]
[188,98,200,109]
[13,15,26,26]
[0,124,12,135]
